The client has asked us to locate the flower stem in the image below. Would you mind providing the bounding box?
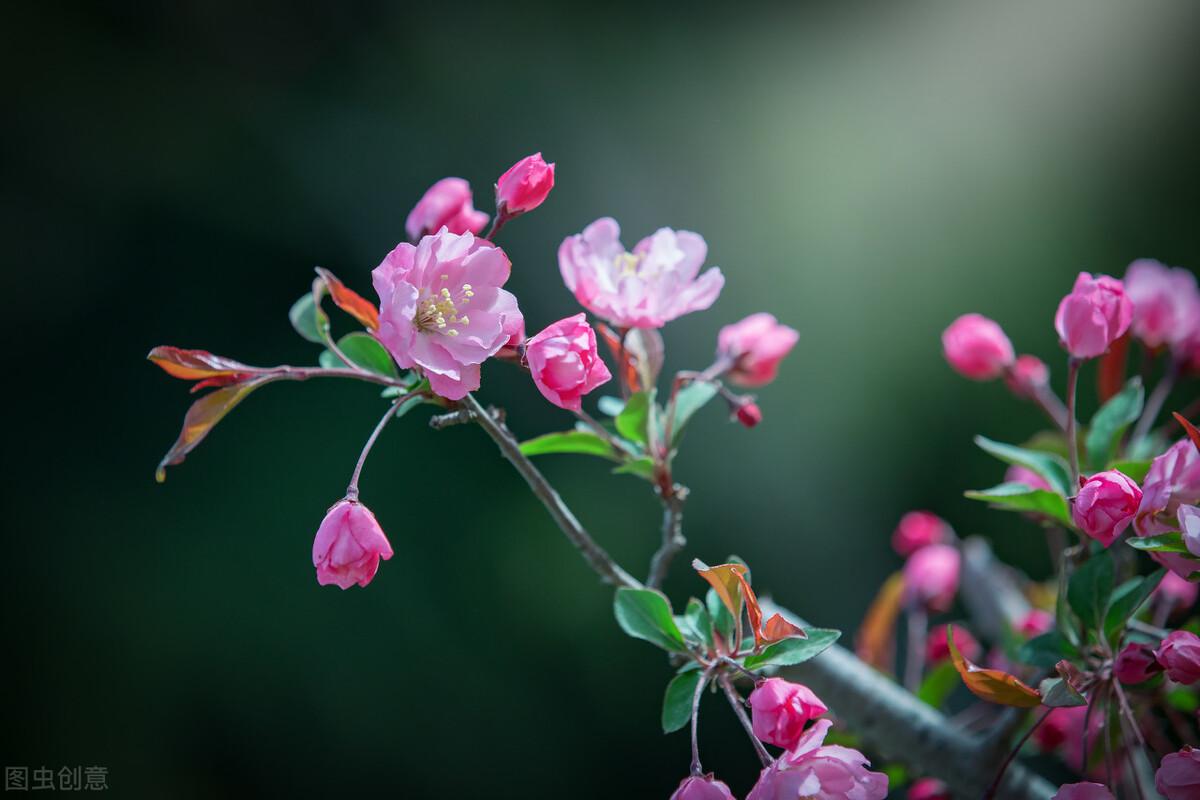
[346,397,404,499]
[646,484,687,589]
[982,707,1052,800]
[1131,357,1179,448]
[904,607,928,692]
[1065,356,1081,488]
[719,674,773,768]
[690,665,717,776]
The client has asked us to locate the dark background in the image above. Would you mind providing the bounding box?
[5,2,1200,797]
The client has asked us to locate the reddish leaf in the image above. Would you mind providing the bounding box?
[148,347,259,381]
[1097,332,1130,404]
[947,624,1042,708]
[855,571,905,671]
[596,322,642,393]
[156,376,274,482]
[190,374,253,393]
[761,613,807,644]
[315,268,379,331]
[1175,412,1200,454]
[693,560,746,649]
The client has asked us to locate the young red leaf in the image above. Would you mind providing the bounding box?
[855,571,905,672]
[147,347,259,381]
[315,268,379,331]
[946,624,1042,708]
[693,560,746,649]
[155,376,274,482]
[760,613,807,644]
[1174,412,1200,454]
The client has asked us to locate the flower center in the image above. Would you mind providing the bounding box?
[415,279,474,337]
[613,252,642,276]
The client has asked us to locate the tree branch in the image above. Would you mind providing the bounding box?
[646,485,687,588]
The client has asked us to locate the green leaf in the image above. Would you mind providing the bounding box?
[1108,459,1153,483]
[613,588,687,653]
[519,431,616,459]
[155,376,275,482]
[682,598,714,653]
[974,436,1071,497]
[1039,677,1087,708]
[706,588,735,649]
[289,293,328,344]
[1167,687,1199,712]
[1085,378,1144,471]
[612,457,655,480]
[743,628,841,670]
[335,332,398,377]
[670,381,719,445]
[1067,551,1115,634]
[661,671,703,734]
[917,661,960,708]
[1104,569,1165,642]
[597,396,625,417]
[1127,532,1191,554]
[1056,564,1081,648]
[1018,631,1078,668]
[616,391,654,445]
[964,482,1071,525]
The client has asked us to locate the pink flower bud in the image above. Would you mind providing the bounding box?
[1113,642,1163,685]
[404,177,489,242]
[748,678,828,750]
[1004,354,1050,399]
[1053,783,1114,800]
[495,153,555,216]
[903,544,960,613]
[891,511,949,557]
[926,625,979,664]
[941,313,1015,380]
[1006,465,1052,492]
[1054,272,1133,359]
[1154,570,1199,613]
[312,499,394,589]
[524,313,612,411]
[1072,470,1142,547]
[670,774,736,800]
[717,313,800,387]
[907,778,951,800]
[1125,259,1200,350]
[1157,630,1200,684]
[1156,746,1200,800]
[735,401,762,428]
[1017,609,1054,638]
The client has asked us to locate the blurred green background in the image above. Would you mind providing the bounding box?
[5,1,1200,796]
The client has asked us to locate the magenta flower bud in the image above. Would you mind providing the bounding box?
[1157,630,1200,685]
[670,774,736,800]
[1113,642,1163,685]
[746,720,888,800]
[525,313,612,411]
[1156,746,1200,800]
[717,313,800,387]
[1017,609,1054,638]
[1004,354,1050,399]
[1072,470,1142,548]
[1054,272,1133,359]
[404,177,489,242]
[1053,783,1114,800]
[907,778,951,800]
[312,499,394,589]
[748,678,828,749]
[941,313,1015,380]
[1006,465,1052,492]
[495,153,555,216]
[891,511,949,557]
[1154,570,1199,613]
[903,544,960,613]
[1125,259,1200,350]
[925,625,979,664]
[735,401,762,429]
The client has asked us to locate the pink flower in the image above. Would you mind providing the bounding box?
[1034,706,1104,769]
[891,511,949,557]
[1054,272,1133,359]
[1124,259,1200,350]
[373,229,523,401]
[746,720,888,800]
[1135,439,1200,578]
[1154,570,1199,613]
[1157,630,1200,684]
[557,217,724,328]
[1017,609,1054,638]
[1156,746,1200,800]
[1113,642,1163,685]
[1006,465,1052,492]
[907,778,950,800]
[670,775,737,800]
[1004,354,1050,399]
[926,625,979,664]
[495,153,555,216]
[941,313,1015,380]
[524,314,612,411]
[735,401,762,429]
[405,178,489,242]
[1072,470,1142,547]
[717,313,800,387]
[903,544,960,613]
[1180,504,1200,557]
[312,499,394,589]
[749,678,828,749]
[1053,783,1114,800]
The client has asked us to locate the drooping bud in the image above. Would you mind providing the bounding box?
[312,498,394,589]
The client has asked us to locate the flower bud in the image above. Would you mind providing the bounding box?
[717,313,800,387]
[907,778,951,800]
[903,544,960,613]
[735,401,762,428]
[1072,470,1142,547]
[1004,354,1049,399]
[670,775,736,800]
[1156,746,1200,800]
[1053,783,1114,800]
[748,678,828,750]
[404,177,489,241]
[495,153,555,216]
[1054,272,1133,359]
[312,499,394,589]
[1017,609,1054,638]
[926,625,979,664]
[891,511,949,557]
[941,313,1015,380]
[1113,642,1163,685]
[525,314,612,411]
[1154,570,1199,614]
[1157,630,1200,684]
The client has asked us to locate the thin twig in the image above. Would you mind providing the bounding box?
[646,485,687,589]
[690,665,717,776]
[1131,357,1180,447]
[718,674,773,768]
[346,397,404,498]
[982,707,1053,800]
[575,408,638,459]
[718,656,765,684]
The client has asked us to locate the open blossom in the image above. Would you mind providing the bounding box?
[903,544,960,613]
[746,720,888,800]
[1124,259,1200,349]
[1053,783,1114,800]
[495,153,555,216]
[1135,439,1200,579]
[373,229,523,400]
[1157,630,1200,684]
[749,678,828,749]
[1156,746,1200,800]
[1054,272,1133,359]
[1072,470,1142,547]
[670,775,736,800]
[312,499,394,589]
[405,178,489,241]
[926,625,979,664]
[1004,354,1049,398]
[907,778,950,800]
[557,217,724,328]
[525,314,612,411]
[891,511,949,556]
[941,314,1014,380]
[717,313,800,387]
[1113,642,1162,685]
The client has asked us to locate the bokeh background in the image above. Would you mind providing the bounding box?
[5,1,1200,796]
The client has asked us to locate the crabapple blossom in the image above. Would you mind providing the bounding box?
[670,775,737,800]
[1156,630,1200,684]
[906,778,950,800]
[941,313,1015,380]
[1071,470,1142,547]
[405,177,489,241]
[748,678,828,750]
[1003,354,1050,399]
[717,313,800,387]
[1156,746,1200,800]
[1054,272,1133,359]
[1155,569,1200,612]
[312,499,394,589]
[891,511,949,557]
[525,314,612,411]
[1113,642,1162,685]
[903,544,960,613]
[746,720,887,800]
[495,153,555,216]
[1052,783,1114,800]
[1124,259,1200,349]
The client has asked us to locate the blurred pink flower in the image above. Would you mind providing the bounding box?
[1124,259,1200,349]
[312,499,394,589]
[1072,470,1142,547]
[926,625,979,664]
[670,775,737,800]
[1113,642,1162,685]
[525,313,612,411]
[746,720,888,800]
[1054,272,1133,359]
[891,511,949,557]
[1035,705,1104,771]
[1154,570,1200,612]
[1157,630,1200,684]
[907,778,950,800]
[495,153,555,216]
[718,313,800,387]
[1052,783,1114,800]
[1004,354,1050,398]
[405,177,489,241]
[1180,504,1200,557]
[1156,746,1200,800]
[373,229,523,400]
[1017,609,1054,638]
[557,217,724,328]
[941,313,1015,380]
[1006,465,1052,492]
[1135,439,1200,578]
[903,544,960,613]
[749,678,828,750]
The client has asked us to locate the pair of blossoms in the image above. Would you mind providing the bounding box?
[314,154,799,589]
[671,678,887,800]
